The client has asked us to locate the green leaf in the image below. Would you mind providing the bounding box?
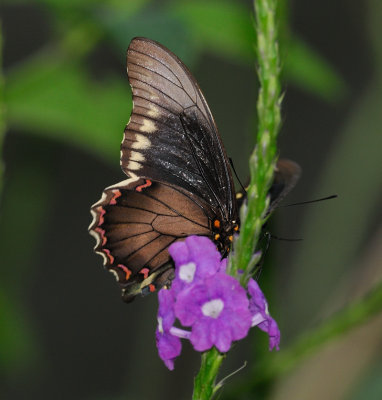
[168,0,256,64]
[284,37,348,102]
[5,56,131,162]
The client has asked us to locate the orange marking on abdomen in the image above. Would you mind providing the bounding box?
[117,264,132,281]
[136,180,152,192]
[109,189,122,205]
[140,267,150,279]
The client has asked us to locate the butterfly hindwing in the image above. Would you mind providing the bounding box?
[235,159,301,211]
[89,178,211,302]
[269,159,301,211]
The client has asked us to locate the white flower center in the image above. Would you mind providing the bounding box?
[179,262,196,283]
[201,298,224,319]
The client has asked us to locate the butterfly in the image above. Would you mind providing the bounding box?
[89,37,300,302]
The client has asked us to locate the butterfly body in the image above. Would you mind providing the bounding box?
[89,37,300,302]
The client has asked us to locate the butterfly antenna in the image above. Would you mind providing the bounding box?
[269,234,303,242]
[281,194,338,208]
[229,157,246,193]
[251,232,272,280]
[269,196,337,242]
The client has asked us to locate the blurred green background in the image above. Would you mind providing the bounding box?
[1,0,382,399]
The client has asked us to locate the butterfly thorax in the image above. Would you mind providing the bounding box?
[212,218,239,255]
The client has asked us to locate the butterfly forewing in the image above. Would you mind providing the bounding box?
[121,37,237,221]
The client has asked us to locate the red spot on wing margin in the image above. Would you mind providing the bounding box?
[95,227,107,246]
[136,180,152,192]
[117,264,132,281]
[96,207,106,226]
[103,249,114,264]
[140,267,150,279]
[109,189,122,205]
[149,284,156,293]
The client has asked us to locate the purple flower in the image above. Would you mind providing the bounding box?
[169,236,222,288]
[155,289,181,370]
[248,278,280,350]
[174,273,252,352]
[155,236,281,370]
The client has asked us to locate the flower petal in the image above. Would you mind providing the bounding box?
[248,278,267,314]
[219,257,228,272]
[168,241,190,266]
[258,317,281,350]
[158,289,175,330]
[214,317,232,352]
[207,273,249,311]
[190,319,214,351]
[248,278,281,351]
[228,311,252,341]
[186,236,219,261]
[174,284,205,326]
[156,328,182,370]
[268,319,281,350]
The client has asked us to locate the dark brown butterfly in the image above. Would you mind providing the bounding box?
[89,37,300,302]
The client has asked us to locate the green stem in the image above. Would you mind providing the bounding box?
[192,348,225,400]
[193,0,282,397]
[229,0,282,282]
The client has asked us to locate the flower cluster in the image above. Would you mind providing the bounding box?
[156,236,280,370]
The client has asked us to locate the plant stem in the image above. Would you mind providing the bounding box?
[192,348,225,400]
[193,0,282,398]
[229,0,282,282]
